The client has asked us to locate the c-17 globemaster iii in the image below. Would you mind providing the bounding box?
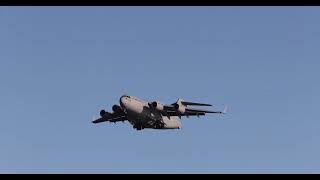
[92,95,227,131]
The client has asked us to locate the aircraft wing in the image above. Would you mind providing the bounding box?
[161,99,227,117]
[180,101,212,106]
[164,107,226,117]
[92,112,128,124]
[165,111,206,117]
[184,108,225,114]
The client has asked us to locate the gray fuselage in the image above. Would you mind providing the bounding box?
[119,95,181,130]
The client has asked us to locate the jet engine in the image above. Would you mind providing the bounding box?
[174,103,186,114]
[112,105,122,113]
[150,101,164,111]
[100,109,107,117]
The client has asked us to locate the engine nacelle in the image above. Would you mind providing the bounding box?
[174,103,186,114]
[112,105,122,113]
[150,101,164,111]
[100,109,107,117]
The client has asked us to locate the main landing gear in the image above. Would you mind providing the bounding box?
[133,124,144,131]
[154,122,164,129]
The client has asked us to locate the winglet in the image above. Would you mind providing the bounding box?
[222,106,228,114]
[91,116,96,123]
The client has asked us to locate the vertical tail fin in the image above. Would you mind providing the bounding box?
[176,98,184,104]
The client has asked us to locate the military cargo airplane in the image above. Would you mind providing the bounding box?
[92,95,227,131]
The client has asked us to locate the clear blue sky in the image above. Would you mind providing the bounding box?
[0,7,319,173]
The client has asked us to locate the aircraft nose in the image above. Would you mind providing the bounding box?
[120,97,125,107]
[119,95,127,108]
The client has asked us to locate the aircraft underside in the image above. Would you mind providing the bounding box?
[129,120,164,130]
[127,110,181,131]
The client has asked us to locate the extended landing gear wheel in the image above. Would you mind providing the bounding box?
[134,124,143,131]
[155,123,164,129]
